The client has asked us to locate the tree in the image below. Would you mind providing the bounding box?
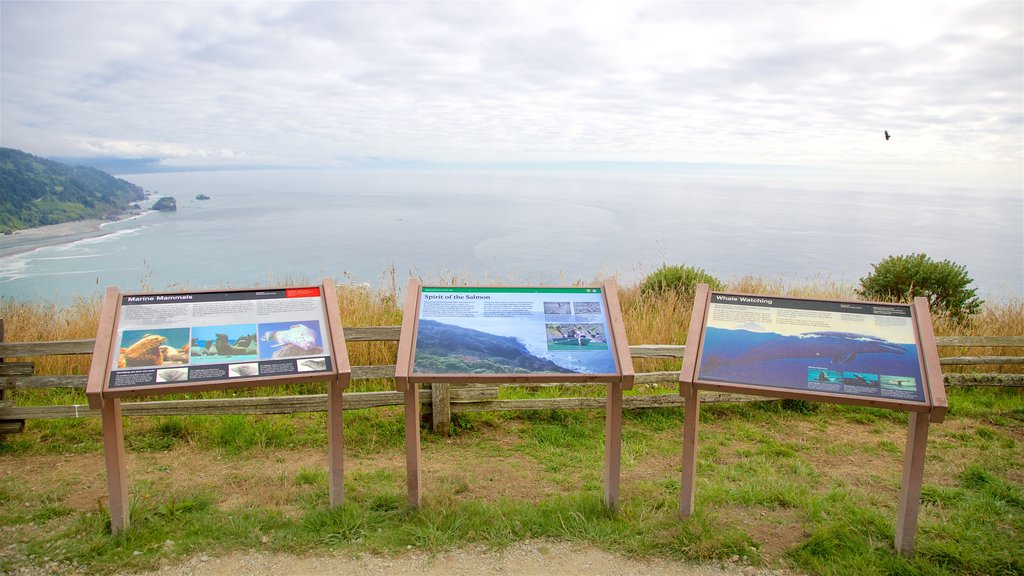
[857,253,983,324]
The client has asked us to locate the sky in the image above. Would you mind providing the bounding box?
[1,1,1022,186]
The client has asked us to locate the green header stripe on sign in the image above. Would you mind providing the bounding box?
[422,287,601,294]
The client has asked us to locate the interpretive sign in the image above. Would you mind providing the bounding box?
[694,292,928,409]
[85,279,351,534]
[396,279,634,510]
[402,286,626,383]
[99,287,336,397]
[678,285,946,557]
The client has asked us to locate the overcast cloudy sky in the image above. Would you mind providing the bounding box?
[2,1,1021,185]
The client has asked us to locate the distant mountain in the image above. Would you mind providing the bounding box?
[413,319,576,375]
[0,148,145,232]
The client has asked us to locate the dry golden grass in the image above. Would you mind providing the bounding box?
[2,276,1021,380]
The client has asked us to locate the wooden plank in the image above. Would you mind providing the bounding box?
[321,277,352,385]
[604,381,623,511]
[896,411,930,556]
[0,420,25,434]
[915,297,947,423]
[943,373,1024,386]
[101,398,129,534]
[0,320,9,441]
[0,340,95,358]
[2,375,87,389]
[630,344,686,358]
[0,362,34,376]
[431,383,451,435]
[935,336,1024,347]
[450,392,761,413]
[604,278,635,390]
[393,278,421,392]
[352,365,398,380]
[680,385,700,518]
[6,369,1021,392]
[327,378,344,507]
[343,326,401,341]
[86,286,120,409]
[940,356,1024,365]
[679,284,710,395]
[0,386,499,420]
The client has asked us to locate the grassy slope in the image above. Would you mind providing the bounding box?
[0,278,1021,575]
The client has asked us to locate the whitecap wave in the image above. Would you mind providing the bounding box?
[56,228,140,250]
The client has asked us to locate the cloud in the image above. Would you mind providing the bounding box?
[0,0,1020,184]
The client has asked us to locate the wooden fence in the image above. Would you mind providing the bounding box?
[1,321,1022,436]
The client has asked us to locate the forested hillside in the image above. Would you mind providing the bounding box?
[0,148,145,232]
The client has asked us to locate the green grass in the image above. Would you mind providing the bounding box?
[2,390,1022,575]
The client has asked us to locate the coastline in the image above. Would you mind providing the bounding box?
[0,219,118,259]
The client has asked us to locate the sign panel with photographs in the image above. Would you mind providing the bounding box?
[690,291,931,407]
[412,287,617,377]
[104,287,336,394]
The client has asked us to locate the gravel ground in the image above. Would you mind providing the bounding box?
[114,542,800,576]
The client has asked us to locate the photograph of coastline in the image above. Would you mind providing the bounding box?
[412,319,578,375]
[545,323,608,351]
[116,328,190,368]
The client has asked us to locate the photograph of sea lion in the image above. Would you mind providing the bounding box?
[117,328,191,368]
[190,324,258,363]
[297,358,328,372]
[258,320,324,359]
[228,362,259,378]
[156,367,189,383]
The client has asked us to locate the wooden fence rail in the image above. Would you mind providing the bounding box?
[1,326,1022,435]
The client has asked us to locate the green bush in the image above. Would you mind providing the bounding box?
[639,264,723,299]
[857,253,982,323]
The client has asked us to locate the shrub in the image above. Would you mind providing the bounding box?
[639,264,723,299]
[857,253,982,324]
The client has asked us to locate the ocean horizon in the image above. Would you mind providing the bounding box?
[1,168,1021,304]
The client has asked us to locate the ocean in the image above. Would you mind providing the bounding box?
[1,169,1021,303]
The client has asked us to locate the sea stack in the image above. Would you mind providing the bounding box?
[152,196,177,211]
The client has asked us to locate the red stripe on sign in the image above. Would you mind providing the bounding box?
[286,287,320,298]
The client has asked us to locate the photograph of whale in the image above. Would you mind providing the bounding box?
[698,328,924,401]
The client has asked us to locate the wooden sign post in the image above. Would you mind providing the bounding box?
[85,279,351,533]
[395,279,635,510]
[678,285,946,556]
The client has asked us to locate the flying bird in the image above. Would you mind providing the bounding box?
[885,130,891,141]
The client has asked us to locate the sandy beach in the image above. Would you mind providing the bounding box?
[0,219,114,259]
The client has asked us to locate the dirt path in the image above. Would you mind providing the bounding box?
[123,542,793,576]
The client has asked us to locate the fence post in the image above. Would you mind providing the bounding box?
[431,382,451,435]
[0,320,26,439]
[0,319,5,441]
